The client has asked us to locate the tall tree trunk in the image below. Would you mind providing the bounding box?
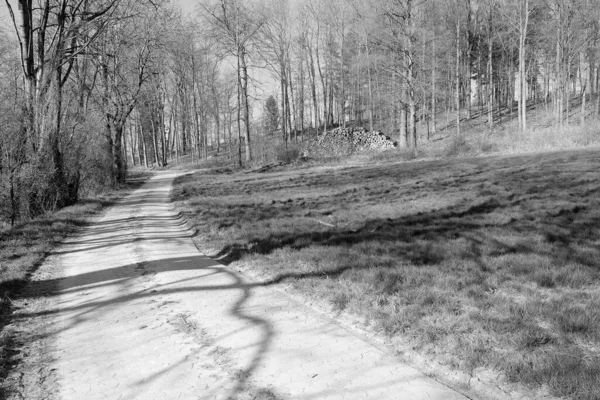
[476,32,483,116]
[581,51,588,125]
[239,47,251,162]
[327,61,334,127]
[130,121,137,166]
[287,58,295,140]
[151,117,160,166]
[227,110,233,160]
[213,91,221,153]
[203,109,208,159]
[124,122,131,166]
[236,49,243,167]
[488,7,494,129]
[280,66,288,145]
[192,78,201,163]
[431,32,437,135]
[508,59,512,112]
[13,0,39,153]
[596,65,600,118]
[340,29,346,129]
[136,113,146,167]
[112,121,126,183]
[466,0,472,120]
[316,35,327,132]
[307,43,319,128]
[397,59,407,149]
[566,58,571,126]
[299,51,305,138]
[9,171,17,226]
[399,103,407,149]
[519,0,529,131]
[589,47,596,96]
[167,102,175,162]
[366,36,375,133]
[407,0,417,150]
[456,19,461,136]
[51,61,67,206]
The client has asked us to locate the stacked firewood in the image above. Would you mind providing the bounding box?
[301,127,396,158]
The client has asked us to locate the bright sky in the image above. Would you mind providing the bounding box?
[173,0,199,18]
[0,3,13,34]
[177,0,198,14]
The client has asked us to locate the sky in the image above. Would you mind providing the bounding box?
[176,0,198,15]
[0,3,13,33]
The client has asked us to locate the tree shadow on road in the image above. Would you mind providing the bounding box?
[10,248,392,399]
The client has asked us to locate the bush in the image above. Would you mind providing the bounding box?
[443,135,471,157]
[249,134,302,166]
[275,144,301,164]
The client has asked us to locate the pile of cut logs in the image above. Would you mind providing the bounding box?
[301,127,396,158]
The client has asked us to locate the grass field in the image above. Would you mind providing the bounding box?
[173,148,600,399]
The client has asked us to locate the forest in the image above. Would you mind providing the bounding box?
[1,0,599,227]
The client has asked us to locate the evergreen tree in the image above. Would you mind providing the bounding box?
[265,95,280,136]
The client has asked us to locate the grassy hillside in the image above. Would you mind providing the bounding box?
[419,105,600,158]
[174,148,600,399]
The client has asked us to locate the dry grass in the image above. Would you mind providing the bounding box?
[174,147,600,399]
[421,108,600,159]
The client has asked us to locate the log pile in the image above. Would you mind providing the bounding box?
[301,127,396,158]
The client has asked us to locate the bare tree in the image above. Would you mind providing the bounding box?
[93,0,169,182]
[4,0,121,212]
[201,0,264,165]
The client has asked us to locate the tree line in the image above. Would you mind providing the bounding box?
[1,0,599,226]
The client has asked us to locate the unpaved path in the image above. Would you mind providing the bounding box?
[8,172,469,400]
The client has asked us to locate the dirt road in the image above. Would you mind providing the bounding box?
[8,172,469,399]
